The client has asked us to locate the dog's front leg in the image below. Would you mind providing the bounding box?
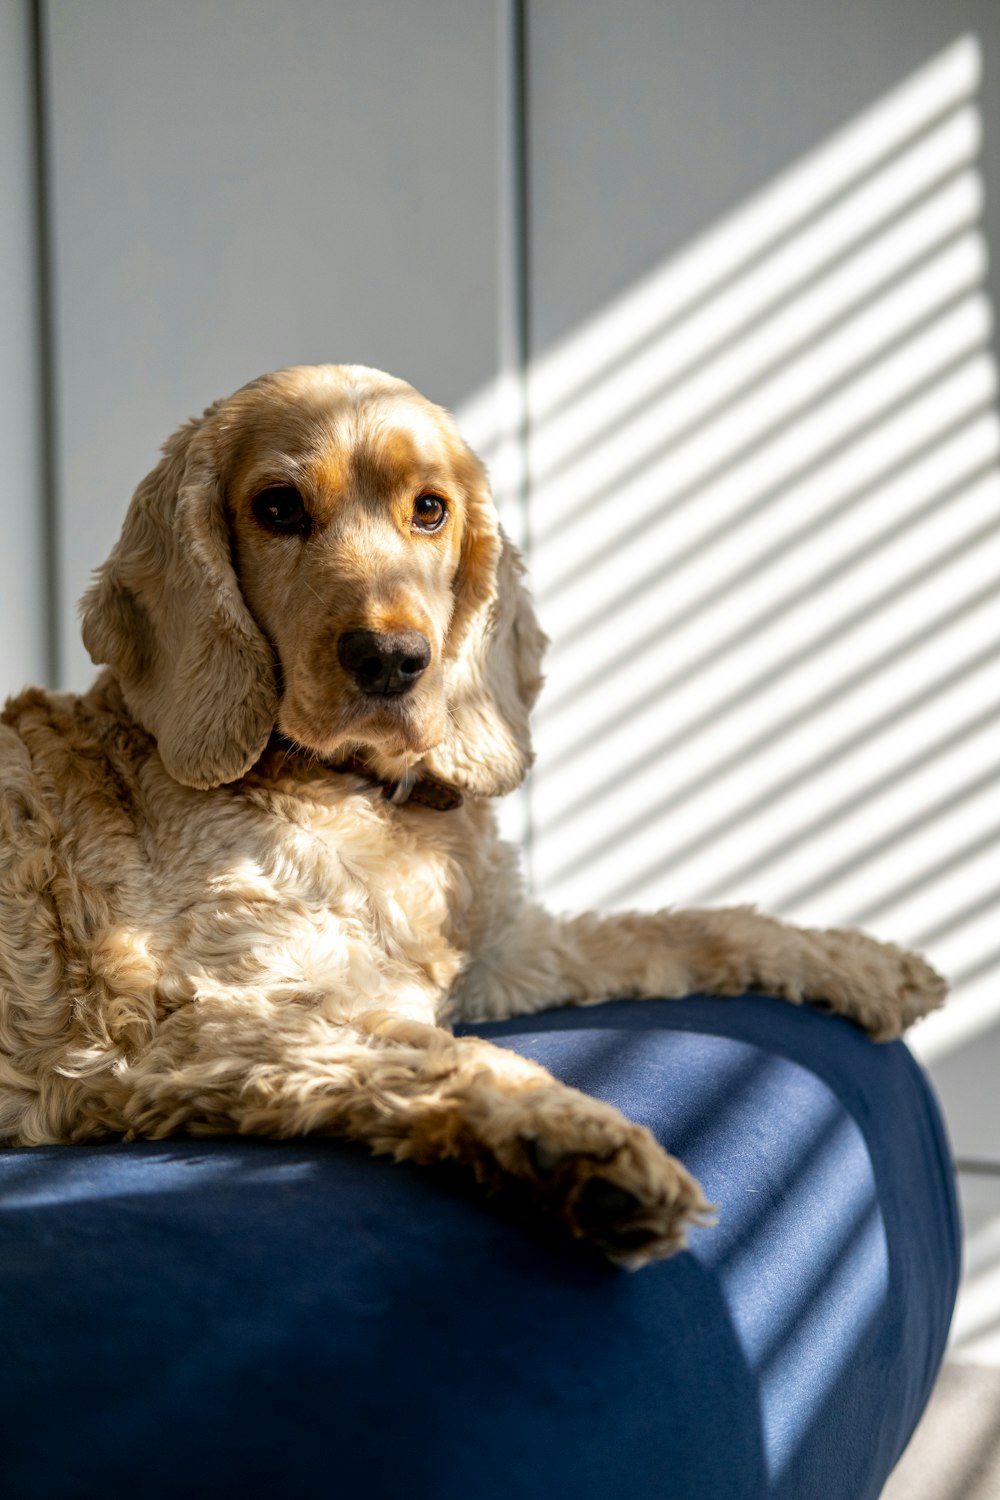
[454,904,946,1040]
[118,998,710,1266]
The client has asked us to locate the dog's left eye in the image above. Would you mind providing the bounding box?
[252,486,309,535]
[412,495,447,533]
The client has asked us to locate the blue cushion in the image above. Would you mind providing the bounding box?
[0,994,958,1500]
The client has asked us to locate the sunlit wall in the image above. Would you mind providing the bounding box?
[6,6,999,1167]
[471,39,1000,1116]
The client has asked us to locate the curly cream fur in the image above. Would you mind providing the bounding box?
[0,364,947,1266]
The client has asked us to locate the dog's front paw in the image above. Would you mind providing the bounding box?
[564,1134,712,1268]
[807,929,948,1040]
[512,1097,713,1268]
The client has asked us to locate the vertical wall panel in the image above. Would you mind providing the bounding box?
[44,0,503,688]
[0,0,48,700]
[31,0,1000,1163]
[525,0,1000,1160]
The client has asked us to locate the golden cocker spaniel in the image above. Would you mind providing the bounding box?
[0,364,946,1266]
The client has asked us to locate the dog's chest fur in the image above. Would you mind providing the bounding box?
[0,686,498,1129]
[166,766,477,1023]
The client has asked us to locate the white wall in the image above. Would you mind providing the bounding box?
[4,0,999,1163]
[0,0,47,701]
[521,5,1000,1162]
[42,0,504,689]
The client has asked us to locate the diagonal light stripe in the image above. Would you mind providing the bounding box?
[467,38,1000,1068]
[537,532,1000,902]
[538,374,998,740]
[528,36,981,423]
[536,428,1000,806]
[536,290,991,664]
[532,120,982,502]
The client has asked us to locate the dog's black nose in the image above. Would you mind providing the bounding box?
[337,629,431,695]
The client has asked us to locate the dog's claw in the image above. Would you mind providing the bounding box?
[575,1177,643,1227]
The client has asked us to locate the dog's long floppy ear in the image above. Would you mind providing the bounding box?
[423,461,548,798]
[80,406,278,789]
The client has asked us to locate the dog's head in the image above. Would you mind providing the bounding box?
[81,364,547,796]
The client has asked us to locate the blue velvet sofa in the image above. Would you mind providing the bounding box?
[0,993,959,1499]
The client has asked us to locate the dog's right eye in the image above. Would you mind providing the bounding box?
[252,486,309,535]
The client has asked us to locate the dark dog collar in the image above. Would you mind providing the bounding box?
[333,755,464,812]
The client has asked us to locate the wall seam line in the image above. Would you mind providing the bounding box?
[29,0,60,689]
[498,0,535,887]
